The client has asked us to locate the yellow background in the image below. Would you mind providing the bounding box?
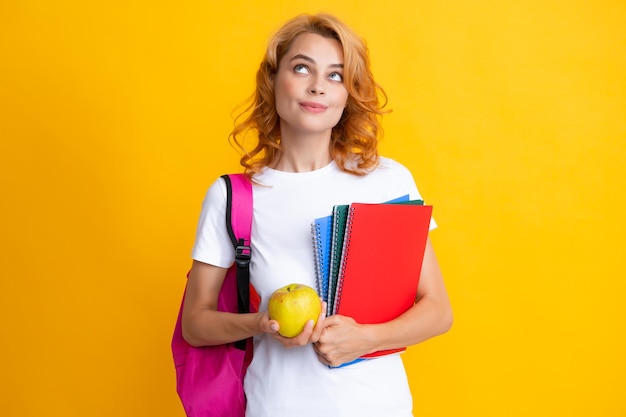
[1,0,624,416]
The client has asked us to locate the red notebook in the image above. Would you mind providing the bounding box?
[334,202,432,358]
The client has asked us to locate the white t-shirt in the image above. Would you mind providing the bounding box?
[191,157,431,417]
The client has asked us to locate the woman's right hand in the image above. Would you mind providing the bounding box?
[261,302,327,348]
[257,311,281,334]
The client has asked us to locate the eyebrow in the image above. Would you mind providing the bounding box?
[289,53,344,69]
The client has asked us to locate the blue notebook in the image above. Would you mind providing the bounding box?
[311,215,332,301]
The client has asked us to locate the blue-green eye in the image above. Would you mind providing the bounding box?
[329,72,343,82]
[294,64,310,74]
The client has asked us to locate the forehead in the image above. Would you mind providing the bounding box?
[282,32,344,65]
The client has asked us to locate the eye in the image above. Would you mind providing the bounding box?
[294,64,310,74]
[329,72,343,82]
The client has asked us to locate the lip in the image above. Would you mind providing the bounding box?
[299,101,328,113]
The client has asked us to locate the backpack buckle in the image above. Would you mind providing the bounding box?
[235,241,251,268]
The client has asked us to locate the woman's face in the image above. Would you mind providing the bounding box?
[273,32,348,139]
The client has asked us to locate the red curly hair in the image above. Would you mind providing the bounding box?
[229,13,388,177]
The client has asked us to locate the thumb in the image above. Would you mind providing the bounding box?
[269,321,280,332]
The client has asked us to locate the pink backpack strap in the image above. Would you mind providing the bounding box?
[223,174,253,250]
[221,174,253,350]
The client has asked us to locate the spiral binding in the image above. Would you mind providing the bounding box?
[311,222,324,296]
[326,205,344,315]
[333,205,355,315]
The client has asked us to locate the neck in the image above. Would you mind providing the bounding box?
[271,130,333,173]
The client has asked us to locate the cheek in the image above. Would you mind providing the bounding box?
[335,88,348,109]
[275,75,297,97]
[274,78,297,110]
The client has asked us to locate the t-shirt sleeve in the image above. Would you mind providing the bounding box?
[385,158,438,231]
[190,177,236,268]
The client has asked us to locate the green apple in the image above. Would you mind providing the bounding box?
[268,283,321,338]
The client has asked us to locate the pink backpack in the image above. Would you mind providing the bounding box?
[172,174,256,417]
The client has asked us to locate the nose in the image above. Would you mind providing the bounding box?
[308,76,325,95]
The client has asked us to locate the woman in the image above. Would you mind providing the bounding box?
[182,13,452,417]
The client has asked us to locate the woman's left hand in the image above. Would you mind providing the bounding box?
[313,314,374,367]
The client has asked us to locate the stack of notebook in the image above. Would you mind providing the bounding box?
[311,196,432,359]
